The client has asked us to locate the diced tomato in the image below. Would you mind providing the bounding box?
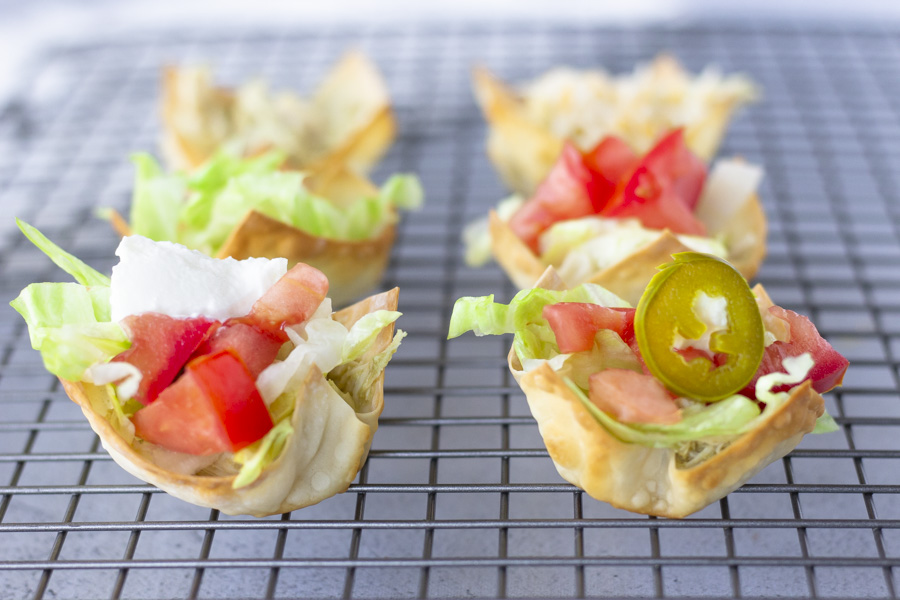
[192,321,283,378]
[638,129,707,211]
[601,129,708,236]
[588,368,681,424]
[508,142,596,253]
[581,135,639,210]
[602,166,708,236]
[247,262,329,340]
[132,350,274,455]
[543,302,636,353]
[113,313,218,405]
[741,306,850,399]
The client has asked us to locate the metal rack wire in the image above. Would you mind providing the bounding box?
[0,22,899,599]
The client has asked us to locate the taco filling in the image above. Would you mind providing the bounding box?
[448,253,847,472]
[10,220,404,490]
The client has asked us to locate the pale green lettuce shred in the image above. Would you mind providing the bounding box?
[447,283,629,363]
[232,419,295,489]
[342,311,402,362]
[124,152,423,255]
[565,379,762,447]
[16,218,110,287]
[329,330,406,412]
[461,195,524,267]
[10,224,129,381]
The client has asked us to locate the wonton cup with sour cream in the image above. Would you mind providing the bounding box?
[11,223,404,517]
[63,288,399,517]
[473,55,759,196]
[503,268,827,518]
[474,159,766,306]
[162,51,395,174]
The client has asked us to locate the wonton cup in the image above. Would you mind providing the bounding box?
[162,51,395,174]
[507,269,824,518]
[473,55,758,195]
[61,288,398,517]
[109,164,397,307]
[487,188,766,306]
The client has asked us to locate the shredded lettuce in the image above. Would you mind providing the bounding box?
[462,195,524,267]
[232,419,294,489]
[243,310,405,487]
[16,218,110,287]
[448,283,629,362]
[342,311,402,362]
[123,152,423,255]
[11,221,131,381]
[330,330,406,412]
[565,379,761,447]
[551,217,728,288]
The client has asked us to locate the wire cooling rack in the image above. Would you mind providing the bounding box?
[1,22,900,600]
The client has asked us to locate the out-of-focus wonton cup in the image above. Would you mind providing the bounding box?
[109,164,401,307]
[506,268,823,518]
[162,51,395,174]
[216,165,398,307]
[488,159,767,305]
[60,288,399,517]
[473,55,758,195]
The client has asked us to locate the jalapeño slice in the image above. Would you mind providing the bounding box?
[635,252,764,402]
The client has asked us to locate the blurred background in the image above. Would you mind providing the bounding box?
[3,0,900,106]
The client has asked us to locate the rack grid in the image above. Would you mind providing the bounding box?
[1,23,900,599]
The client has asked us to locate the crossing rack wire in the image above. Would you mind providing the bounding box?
[0,21,899,600]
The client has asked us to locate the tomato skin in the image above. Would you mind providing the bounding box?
[543,303,635,353]
[508,142,596,253]
[603,167,708,236]
[601,129,708,236]
[192,321,283,378]
[248,262,329,340]
[132,350,274,455]
[638,129,707,211]
[190,351,274,451]
[132,372,232,455]
[113,314,218,405]
[741,306,850,399]
[589,368,681,424]
[581,136,639,212]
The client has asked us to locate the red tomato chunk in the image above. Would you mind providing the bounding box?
[741,306,849,398]
[248,262,329,340]
[113,313,217,405]
[543,303,635,353]
[508,128,710,253]
[193,321,283,378]
[133,350,274,455]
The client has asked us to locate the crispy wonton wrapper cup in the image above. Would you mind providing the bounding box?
[507,269,824,518]
[487,190,767,306]
[162,51,395,174]
[109,165,397,308]
[60,288,398,517]
[473,56,756,195]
